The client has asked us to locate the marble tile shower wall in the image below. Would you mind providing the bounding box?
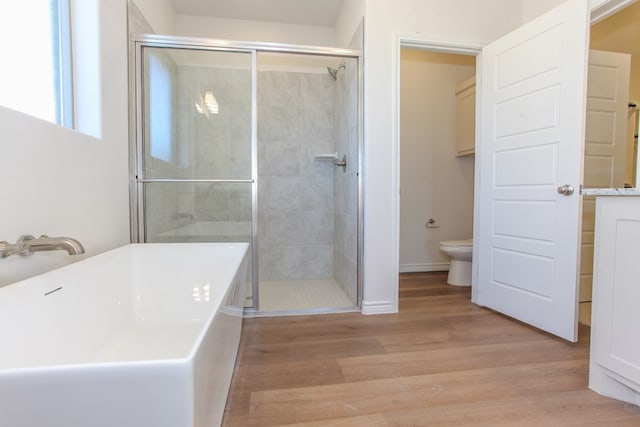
[146,65,252,241]
[258,71,336,281]
[177,66,252,233]
[144,64,357,290]
[333,62,358,304]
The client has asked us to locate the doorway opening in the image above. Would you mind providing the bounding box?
[394,1,639,342]
[399,49,476,280]
[579,0,640,326]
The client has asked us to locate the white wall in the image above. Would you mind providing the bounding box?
[336,0,366,48]
[0,0,618,302]
[399,50,475,273]
[174,15,335,46]
[364,0,634,314]
[360,0,523,313]
[0,0,130,287]
[130,0,175,34]
[521,0,566,21]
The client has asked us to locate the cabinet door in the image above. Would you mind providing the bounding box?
[455,76,475,156]
[592,197,640,386]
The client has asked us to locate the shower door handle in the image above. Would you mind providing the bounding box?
[333,155,347,172]
[557,184,574,196]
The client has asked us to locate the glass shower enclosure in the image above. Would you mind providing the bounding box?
[130,35,362,314]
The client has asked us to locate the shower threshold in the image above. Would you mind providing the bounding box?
[247,279,358,316]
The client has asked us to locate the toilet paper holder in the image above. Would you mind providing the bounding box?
[426,218,440,229]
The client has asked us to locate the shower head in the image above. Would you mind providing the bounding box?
[327,63,346,81]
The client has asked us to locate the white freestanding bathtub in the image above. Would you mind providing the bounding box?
[0,243,248,427]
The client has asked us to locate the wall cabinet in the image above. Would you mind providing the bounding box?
[455,76,475,156]
[589,195,640,406]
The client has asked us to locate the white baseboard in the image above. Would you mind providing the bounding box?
[361,300,395,315]
[399,262,450,273]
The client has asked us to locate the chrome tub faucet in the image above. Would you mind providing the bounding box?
[0,235,85,258]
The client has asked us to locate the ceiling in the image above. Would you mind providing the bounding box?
[169,0,345,27]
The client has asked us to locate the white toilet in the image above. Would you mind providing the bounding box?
[439,239,473,286]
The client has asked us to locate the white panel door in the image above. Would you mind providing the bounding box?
[584,50,631,190]
[580,49,631,324]
[475,0,589,342]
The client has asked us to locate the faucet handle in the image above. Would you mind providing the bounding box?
[0,241,9,257]
[0,239,32,257]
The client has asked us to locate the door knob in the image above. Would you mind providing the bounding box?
[557,184,574,196]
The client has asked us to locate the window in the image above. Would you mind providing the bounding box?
[0,1,73,126]
[148,53,174,163]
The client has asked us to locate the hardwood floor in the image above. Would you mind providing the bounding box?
[222,272,640,426]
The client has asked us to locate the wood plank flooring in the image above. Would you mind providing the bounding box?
[222,272,640,426]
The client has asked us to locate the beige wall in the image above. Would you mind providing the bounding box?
[591,1,640,185]
[591,0,640,100]
[399,50,475,272]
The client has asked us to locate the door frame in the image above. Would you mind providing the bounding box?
[391,0,638,309]
[591,0,638,23]
[392,35,482,307]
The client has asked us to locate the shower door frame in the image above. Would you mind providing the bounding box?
[129,34,364,313]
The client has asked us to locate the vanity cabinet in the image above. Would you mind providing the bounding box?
[589,194,640,405]
[455,75,476,156]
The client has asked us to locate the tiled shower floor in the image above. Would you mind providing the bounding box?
[257,279,355,312]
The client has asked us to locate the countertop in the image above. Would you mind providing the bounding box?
[581,188,640,196]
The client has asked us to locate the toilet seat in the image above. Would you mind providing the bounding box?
[440,239,472,248]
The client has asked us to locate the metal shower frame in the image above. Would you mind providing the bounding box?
[128,33,364,314]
